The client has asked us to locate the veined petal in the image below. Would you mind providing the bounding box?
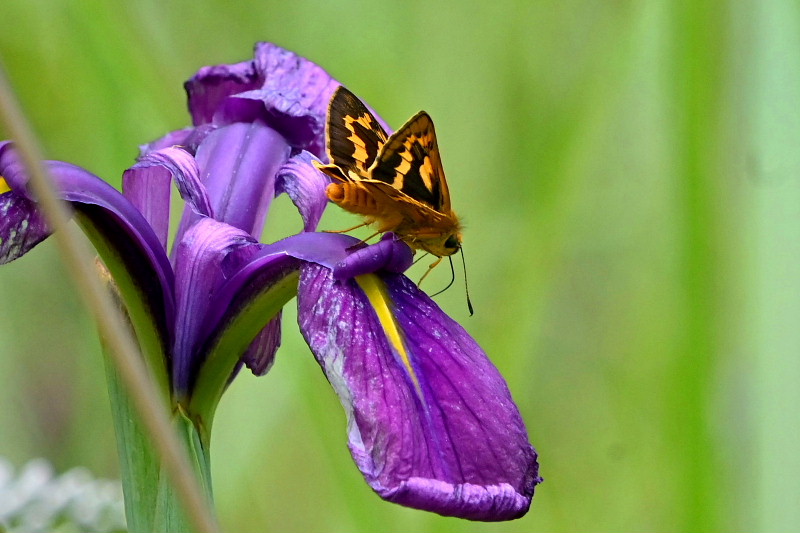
[175,122,290,243]
[172,217,256,393]
[184,43,391,159]
[251,43,394,150]
[0,184,50,264]
[274,151,329,232]
[297,265,540,521]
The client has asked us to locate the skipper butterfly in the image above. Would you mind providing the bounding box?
[314,86,463,266]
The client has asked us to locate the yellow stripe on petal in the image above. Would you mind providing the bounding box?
[356,273,424,400]
[0,177,10,195]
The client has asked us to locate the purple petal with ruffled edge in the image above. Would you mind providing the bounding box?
[172,217,256,392]
[0,187,50,264]
[185,59,262,126]
[0,141,176,345]
[123,146,213,250]
[274,151,329,232]
[252,42,393,144]
[213,43,340,158]
[296,265,540,521]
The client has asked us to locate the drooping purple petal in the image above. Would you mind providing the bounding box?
[123,146,213,250]
[172,217,256,393]
[0,143,175,343]
[174,121,291,245]
[296,265,540,521]
[0,187,50,264]
[274,151,329,232]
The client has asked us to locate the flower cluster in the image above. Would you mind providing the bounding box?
[0,42,540,521]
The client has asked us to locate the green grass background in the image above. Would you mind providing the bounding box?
[1,0,798,531]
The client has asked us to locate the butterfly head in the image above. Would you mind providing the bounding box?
[419,232,462,258]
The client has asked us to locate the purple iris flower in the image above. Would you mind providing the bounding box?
[0,43,540,520]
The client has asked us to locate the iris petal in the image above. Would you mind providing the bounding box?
[297,265,540,521]
[193,232,411,389]
[0,142,175,390]
[175,122,290,243]
[332,233,414,280]
[172,217,256,393]
[274,151,329,232]
[123,147,213,250]
[241,312,282,376]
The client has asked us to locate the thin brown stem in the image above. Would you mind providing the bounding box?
[0,60,220,533]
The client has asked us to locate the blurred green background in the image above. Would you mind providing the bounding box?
[1,0,798,531]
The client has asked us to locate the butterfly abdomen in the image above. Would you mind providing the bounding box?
[327,182,379,215]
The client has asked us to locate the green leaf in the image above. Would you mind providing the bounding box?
[103,339,161,533]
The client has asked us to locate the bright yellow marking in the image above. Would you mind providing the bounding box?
[392,157,411,188]
[0,177,10,195]
[419,156,434,192]
[356,273,425,400]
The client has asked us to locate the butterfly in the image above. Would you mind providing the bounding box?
[314,86,463,272]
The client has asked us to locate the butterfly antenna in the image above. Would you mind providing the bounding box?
[460,246,474,316]
[430,256,456,298]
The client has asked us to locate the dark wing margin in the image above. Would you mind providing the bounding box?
[326,86,389,179]
[368,111,450,212]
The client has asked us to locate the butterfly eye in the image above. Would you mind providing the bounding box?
[444,235,460,251]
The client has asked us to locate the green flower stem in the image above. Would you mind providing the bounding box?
[154,410,214,532]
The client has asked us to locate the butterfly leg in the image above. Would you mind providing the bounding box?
[417,256,443,286]
[325,221,370,234]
